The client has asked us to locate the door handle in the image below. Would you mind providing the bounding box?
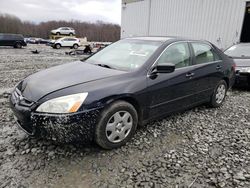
[216,65,222,70]
[186,72,195,78]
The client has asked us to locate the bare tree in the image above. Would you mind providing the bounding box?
[0,13,121,42]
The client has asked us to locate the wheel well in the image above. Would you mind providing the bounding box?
[223,77,229,88]
[116,97,142,125]
[14,41,21,45]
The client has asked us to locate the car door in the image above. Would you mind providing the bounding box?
[63,28,69,35]
[62,38,69,46]
[147,42,198,118]
[59,28,64,35]
[68,38,75,46]
[0,34,4,46]
[5,34,14,46]
[188,42,223,101]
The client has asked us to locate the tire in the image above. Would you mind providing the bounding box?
[73,44,78,49]
[209,80,228,108]
[69,33,73,36]
[55,44,61,49]
[14,42,22,48]
[95,101,138,149]
[56,32,60,35]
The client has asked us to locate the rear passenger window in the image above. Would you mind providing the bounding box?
[157,42,191,69]
[191,43,221,64]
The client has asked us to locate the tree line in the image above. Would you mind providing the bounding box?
[0,13,121,42]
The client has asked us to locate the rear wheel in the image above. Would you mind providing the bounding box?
[56,32,60,35]
[209,80,227,107]
[95,101,138,149]
[14,42,22,48]
[73,44,78,49]
[69,33,73,36]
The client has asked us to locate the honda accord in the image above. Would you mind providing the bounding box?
[9,37,235,149]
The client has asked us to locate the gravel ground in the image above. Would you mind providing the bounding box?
[0,45,250,188]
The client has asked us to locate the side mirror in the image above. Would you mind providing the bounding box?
[152,63,175,74]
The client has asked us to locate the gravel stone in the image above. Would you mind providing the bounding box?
[0,45,250,187]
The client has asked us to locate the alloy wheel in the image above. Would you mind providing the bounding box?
[215,84,226,104]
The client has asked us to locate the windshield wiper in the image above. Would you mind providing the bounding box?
[96,64,116,70]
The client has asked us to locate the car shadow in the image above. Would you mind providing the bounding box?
[232,85,250,92]
[0,46,24,49]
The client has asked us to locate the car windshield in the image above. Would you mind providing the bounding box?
[225,44,250,58]
[85,39,162,71]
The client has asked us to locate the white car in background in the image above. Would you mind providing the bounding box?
[52,37,80,49]
[51,27,75,36]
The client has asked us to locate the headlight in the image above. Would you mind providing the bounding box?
[36,93,88,113]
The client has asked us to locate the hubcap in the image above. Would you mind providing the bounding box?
[215,84,226,104]
[105,111,133,143]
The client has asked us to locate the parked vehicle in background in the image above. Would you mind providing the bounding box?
[36,38,50,44]
[52,37,80,49]
[9,37,235,149]
[0,33,27,48]
[26,37,50,44]
[25,37,37,44]
[224,43,250,87]
[51,27,75,36]
[47,40,55,46]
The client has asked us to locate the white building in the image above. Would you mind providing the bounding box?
[121,0,250,49]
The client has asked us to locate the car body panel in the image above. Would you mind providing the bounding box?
[9,36,235,142]
[234,58,250,67]
[19,61,126,101]
[53,38,80,48]
[51,27,75,35]
[0,33,27,47]
[224,43,250,87]
[234,58,250,87]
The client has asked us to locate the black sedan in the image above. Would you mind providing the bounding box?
[10,37,235,149]
[224,43,250,87]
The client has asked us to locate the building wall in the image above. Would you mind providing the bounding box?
[121,0,247,49]
[121,0,150,37]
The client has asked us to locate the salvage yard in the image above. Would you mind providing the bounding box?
[0,45,250,188]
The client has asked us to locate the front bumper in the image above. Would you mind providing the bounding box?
[9,93,102,143]
[235,72,250,87]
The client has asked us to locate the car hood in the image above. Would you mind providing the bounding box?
[19,61,125,101]
[233,58,250,67]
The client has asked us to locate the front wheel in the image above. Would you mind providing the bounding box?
[209,80,227,107]
[55,44,61,49]
[95,101,138,149]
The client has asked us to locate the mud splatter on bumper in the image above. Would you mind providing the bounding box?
[32,110,100,143]
[10,93,102,143]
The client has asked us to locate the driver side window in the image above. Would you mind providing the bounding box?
[157,42,191,69]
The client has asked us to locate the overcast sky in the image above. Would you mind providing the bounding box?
[0,0,121,24]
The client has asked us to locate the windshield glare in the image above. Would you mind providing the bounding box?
[86,39,162,71]
[225,44,250,58]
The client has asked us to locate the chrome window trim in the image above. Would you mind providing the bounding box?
[147,40,222,76]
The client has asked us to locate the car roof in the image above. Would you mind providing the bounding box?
[232,43,250,46]
[126,36,203,43]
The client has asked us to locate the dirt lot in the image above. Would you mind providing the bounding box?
[0,45,250,188]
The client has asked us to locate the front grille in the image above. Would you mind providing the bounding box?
[13,88,34,107]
